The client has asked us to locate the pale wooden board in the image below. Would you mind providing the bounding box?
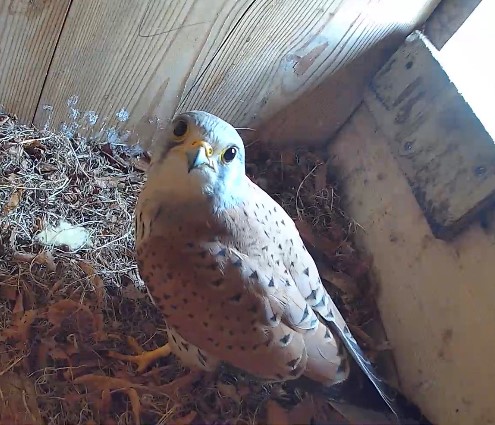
[33,0,440,148]
[33,0,255,147]
[328,104,495,425]
[424,0,482,49]
[364,31,495,239]
[0,0,71,123]
[256,0,441,146]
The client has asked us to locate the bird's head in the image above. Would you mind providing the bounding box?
[147,111,247,209]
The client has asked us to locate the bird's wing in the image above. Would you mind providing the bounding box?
[137,177,428,424]
[242,180,430,424]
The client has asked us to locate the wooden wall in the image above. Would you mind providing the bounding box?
[328,80,495,425]
[0,1,71,121]
[0,0,440,148]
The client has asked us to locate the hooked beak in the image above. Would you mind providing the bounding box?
[186,141,215,173]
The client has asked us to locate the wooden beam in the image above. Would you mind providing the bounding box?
[34,0,253,148]
[423,0,483,49]
[0,0,71,123]
[364,31,495,239]
[32,0,440,150]
[256,0,441,146]
[328,103,495,425]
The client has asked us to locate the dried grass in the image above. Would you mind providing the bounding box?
[0,113,387,425]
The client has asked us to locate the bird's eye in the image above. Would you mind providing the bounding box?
[221,146,237,163]
[173,119,188,138]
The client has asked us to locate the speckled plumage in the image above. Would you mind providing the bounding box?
[134,111,432,425]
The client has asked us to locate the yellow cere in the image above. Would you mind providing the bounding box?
[192,140,214,157]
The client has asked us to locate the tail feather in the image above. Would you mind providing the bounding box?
[292,322,434,425]
[323,363,433,425]
[295,368,433,425]
[330,321,434,425]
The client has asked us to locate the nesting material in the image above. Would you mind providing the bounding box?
[0,114,389,425]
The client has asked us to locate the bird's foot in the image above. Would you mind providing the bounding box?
[107,336,172,373]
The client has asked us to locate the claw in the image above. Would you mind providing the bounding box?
[107,336,171,373]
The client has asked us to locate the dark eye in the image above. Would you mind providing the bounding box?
[222,147,237,163]
[173,119,188,137]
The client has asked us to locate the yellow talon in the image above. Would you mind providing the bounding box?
[108,338,172,373]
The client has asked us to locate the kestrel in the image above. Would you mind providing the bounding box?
[112,111,432,425]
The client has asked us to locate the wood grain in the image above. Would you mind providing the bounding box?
[34,0,260,149]
[424,0,482,49]
[0,0,71,123]
[329,103,495,425]
[257,0,441,146]
[33,0,440,149]
[364,31,495,239]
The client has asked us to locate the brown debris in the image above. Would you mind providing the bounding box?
[3,187,23,214]
[0,114,388,424]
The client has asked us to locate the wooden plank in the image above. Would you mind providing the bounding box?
[423,0,483,49]
[0,0,71,123]
[364,31,495,239]
[33,0,440,149]
[34,0,254,148]
[328,103,495,425]
[256,0,441,146]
